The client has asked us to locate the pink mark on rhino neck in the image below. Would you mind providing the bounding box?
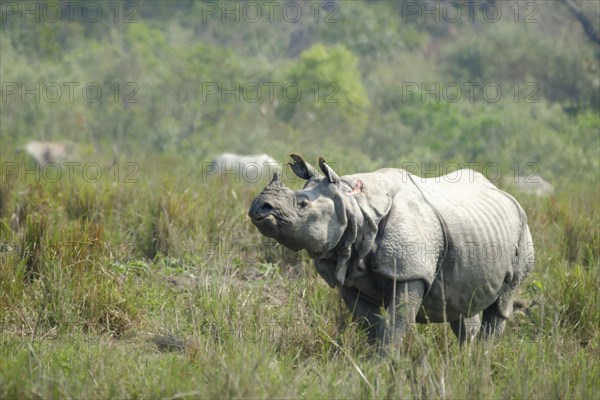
[347,179,363,195]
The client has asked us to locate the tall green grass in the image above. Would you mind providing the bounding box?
[1,151,598,398]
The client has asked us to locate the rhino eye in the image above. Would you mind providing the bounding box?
[298,199,310,209]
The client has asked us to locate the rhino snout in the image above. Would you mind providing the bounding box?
[248,200,276,221]
[248,199,283,240]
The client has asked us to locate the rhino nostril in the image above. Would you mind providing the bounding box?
[260,202,274,213]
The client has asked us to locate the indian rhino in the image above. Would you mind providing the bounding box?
[23,140,77,167]
[504,174,554,197]
[210,153,278,182]
[248,155,535,348]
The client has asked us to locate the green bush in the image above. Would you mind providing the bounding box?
[279,43,370,146]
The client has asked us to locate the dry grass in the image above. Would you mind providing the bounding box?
[0,152,598,399]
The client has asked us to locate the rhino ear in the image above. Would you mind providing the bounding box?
[289,154,317,180]
[319,157,339,184]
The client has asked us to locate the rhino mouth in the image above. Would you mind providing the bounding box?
[250,214,276,226]
[249,211,303,250]
[249,208,280,234]
[251,213,292,232]
[249,200,275,220]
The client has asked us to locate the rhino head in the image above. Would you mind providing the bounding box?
[249,155,385,287]
[248,155,347,255]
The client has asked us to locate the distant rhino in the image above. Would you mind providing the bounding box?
[249,155,534,349]
[23,140,76,167]
[505,174,554,197]
[210,153,278,182]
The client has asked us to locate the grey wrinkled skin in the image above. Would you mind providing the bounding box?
[248,155,535,348]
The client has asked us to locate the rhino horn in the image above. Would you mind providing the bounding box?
[267,171,283,189]
[289,154,317,180]
[319,157,339,184]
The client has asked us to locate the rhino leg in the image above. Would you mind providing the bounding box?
[450,314,481,345]
[384,279,426,347]
[339,286,385,344]
[480,301,508,340]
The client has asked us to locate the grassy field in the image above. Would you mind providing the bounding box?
[0,152,598,399]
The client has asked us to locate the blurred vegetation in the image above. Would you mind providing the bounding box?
[1,0,598,177]
[0,0,599,398]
